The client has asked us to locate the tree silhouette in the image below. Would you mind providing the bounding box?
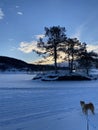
[37,26,67,73]
[77,43,98,75]
[33,26,98,75]
[61,38,82,73]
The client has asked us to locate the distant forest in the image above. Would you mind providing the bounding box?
[0,56,64,72]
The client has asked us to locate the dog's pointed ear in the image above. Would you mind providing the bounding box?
[80,101,85,103]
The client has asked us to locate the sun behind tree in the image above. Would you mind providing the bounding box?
[37,26,67,73]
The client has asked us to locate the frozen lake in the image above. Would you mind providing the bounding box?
[0,74,98,130]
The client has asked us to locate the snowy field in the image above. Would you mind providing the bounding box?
[0,73,98,130]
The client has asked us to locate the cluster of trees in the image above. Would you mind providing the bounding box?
[34,26,98,75]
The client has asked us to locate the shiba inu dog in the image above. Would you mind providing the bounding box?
[80,101,95,115]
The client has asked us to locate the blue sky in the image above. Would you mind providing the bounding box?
[0,0,98,63]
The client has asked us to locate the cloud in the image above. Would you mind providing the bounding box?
[18,39,67,65]
[0,8,4,20]
[33,54,65,65]
[71,28,81,40]
[71,12,96,41]
[87,44,98,53]
[16,5,20,8]
[33,56,54,65]
[35,34,45,39]
[71,23,87,40]
[17,12,23,15]
[18,41,45,53]
[33,44,98,65]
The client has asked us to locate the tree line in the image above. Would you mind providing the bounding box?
[34,26,98,75]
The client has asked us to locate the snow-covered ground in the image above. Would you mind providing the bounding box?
[0,73,98,130]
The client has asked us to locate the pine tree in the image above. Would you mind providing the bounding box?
[37,26,67,73]
[64,38,82,73]
[77,43,98,75]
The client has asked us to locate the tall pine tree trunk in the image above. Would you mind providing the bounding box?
[70,52,74,73]
[54,45,57,73]
[68,53,71,73]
